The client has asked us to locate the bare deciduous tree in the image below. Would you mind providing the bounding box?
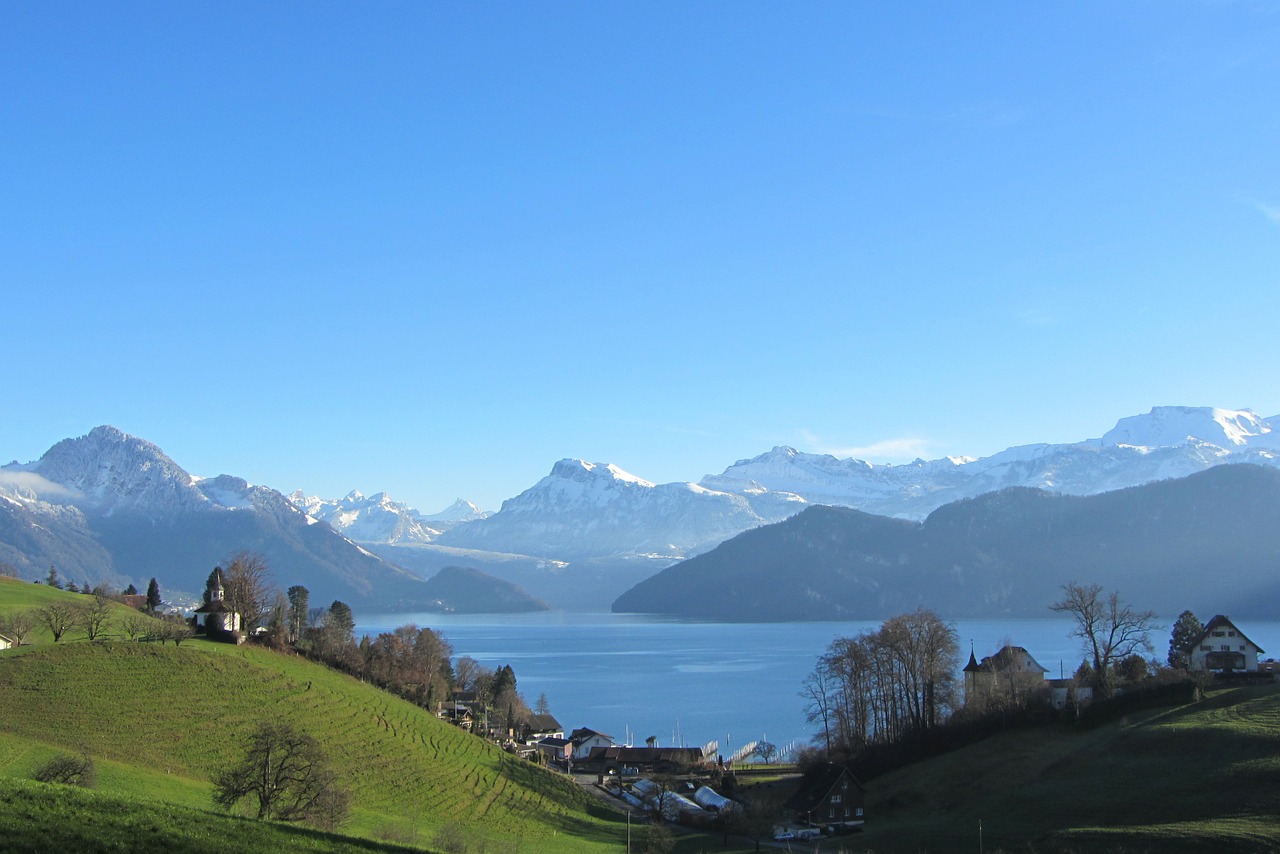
[1050,581,1158,695]
[78,594,115,641]
[0,608,39,645]
[213,722,349,826]
[39,601,80,642]
[222,551,274,632]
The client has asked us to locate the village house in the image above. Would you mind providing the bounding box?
[1185,615,1265,673]
[522,713,563,743]
[963,645,1049,710]
[532,736,572,764]
[782,762,865,833]
[0,633,15,651]
[438,701,475,732]
[567,727,614,759]
[120,593,149,611]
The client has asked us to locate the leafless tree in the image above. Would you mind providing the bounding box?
[118,611,156,642]
[1050,581,1158,696]
[0,608,40,645]
[39,601,80,642]
[77,594,115,641]
[222,551,274,632]
[213,721,349,825]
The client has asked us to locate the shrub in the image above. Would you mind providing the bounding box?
[33,752,96,788]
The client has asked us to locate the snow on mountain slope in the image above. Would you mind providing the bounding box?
[3,425,210,516]
[703,406,1280,520]
[434,458,804,559]
[288,490,445,544]
[1100,406,1277,449]
[421,499,491,525]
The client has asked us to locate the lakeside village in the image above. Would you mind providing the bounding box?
[6,564,1278,843]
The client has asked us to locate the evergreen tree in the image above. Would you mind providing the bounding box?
[1168,610,1203,670]
[203,568,221,605]
[146,578,163,613]
[287,585,310,645]
[47,565,62,589]
[123,583,138,596]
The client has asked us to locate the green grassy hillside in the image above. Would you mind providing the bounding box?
[0,637,624,852]
[0,777,420,854]
[0,575,166,644]
[857,682,1280,852]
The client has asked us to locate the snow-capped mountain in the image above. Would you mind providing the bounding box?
[4,426,214,517]
[704,406,1280,520]
[286,491,491,545]
[0,427,438,608]
[289,490,443,545]
[434,458,806,560]
[421,499,490,525]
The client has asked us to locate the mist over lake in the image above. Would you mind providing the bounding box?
[354,612,1215,754]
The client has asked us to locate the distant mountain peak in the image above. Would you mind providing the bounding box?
[548,459,656,487]
[1101,406,1274,449]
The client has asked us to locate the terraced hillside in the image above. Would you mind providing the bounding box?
[0,577,626,852]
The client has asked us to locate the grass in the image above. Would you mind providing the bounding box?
[0,575,167,645]
[0,777,422,853]
[0,638,631,852]
[856,682,1280,852]
[0,575,758,852]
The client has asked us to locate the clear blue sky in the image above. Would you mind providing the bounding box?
[4,2,1278,512]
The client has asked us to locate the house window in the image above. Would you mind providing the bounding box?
[1201,645,1212,651]
[845,807,851,817]
[856,807,864,816]
[1212,631,1225,637]
[1240,645,1247,651]
[1222,645,1231,651]
[829,809,835,819]
[1228,631,1237,637]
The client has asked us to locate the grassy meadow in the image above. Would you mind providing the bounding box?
[0,576,754,853]
[856,681,1280,852]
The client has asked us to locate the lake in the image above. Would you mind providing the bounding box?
[355,611,1209,756]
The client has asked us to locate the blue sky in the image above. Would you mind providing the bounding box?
[4,2,1279,512]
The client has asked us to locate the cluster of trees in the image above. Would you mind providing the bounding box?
[800,582,1178,774]
[801,608,960,756]
[0,595,188,647]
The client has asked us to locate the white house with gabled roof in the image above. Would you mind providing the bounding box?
[1185,615,1264,673]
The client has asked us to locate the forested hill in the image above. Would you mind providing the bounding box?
[611,464,1280,621]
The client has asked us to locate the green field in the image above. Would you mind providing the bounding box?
[856,682,1280,852]
[0,577,753,853]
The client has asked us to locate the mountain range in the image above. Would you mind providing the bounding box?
[1,406,1276,616]
[612,463,1280,621]
[0,427,502,613]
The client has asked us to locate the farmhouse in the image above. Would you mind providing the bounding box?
[1185,615,1265,673]
[783,762,865,832]
[568,727,614,758]
[0,633,15,650]
[579,745,705,775]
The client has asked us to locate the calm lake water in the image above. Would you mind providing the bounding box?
[356,612,1280,757]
